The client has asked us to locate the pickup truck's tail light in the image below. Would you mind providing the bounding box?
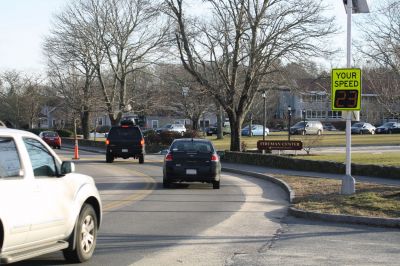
[211,153,219,162]
[165,153,173,161]
[140,138,145,146]
[105,139,110,145]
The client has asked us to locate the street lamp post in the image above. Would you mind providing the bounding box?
[262,91,266,141]
[287,106,292,141]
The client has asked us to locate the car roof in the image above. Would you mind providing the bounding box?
[0,128,38,138]
[173,138,211,142]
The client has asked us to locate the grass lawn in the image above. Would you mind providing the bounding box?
[295,152,400,167]
[275,174,400,218]
[207,131,400,150]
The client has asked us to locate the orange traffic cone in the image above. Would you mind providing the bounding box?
[73,139,80,160]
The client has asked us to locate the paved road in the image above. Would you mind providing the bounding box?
[14,149,287,266]
[13,149,400,266]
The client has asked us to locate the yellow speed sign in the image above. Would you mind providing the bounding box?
[331,68,361,111]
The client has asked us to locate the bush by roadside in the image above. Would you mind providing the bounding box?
[222,151,400,179]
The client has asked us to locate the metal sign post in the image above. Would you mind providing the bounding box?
[338,0,369,194]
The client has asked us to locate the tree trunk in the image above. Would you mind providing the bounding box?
[81,109,90,139]
[227,111,243,151]
[217,103,223,140]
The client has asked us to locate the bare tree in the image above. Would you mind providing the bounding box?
[0,71,45,129]
[44,3,98,139]
[356,0,400,118]
[165,0,337,151]
[156,64,211,130]
[78,0,168,125]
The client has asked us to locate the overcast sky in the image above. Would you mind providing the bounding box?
[0,0,371,74]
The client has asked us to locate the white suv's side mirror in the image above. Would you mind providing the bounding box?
[61,161,75,175]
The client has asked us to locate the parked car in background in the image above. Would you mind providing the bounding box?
[241,124,269,136]
[39,131,62,149]
[163,138,221,189]
[206,122,231,136]
[290,121,323,135]
[105,119,145,163]
[376,122,400,134]
[0,128,102,264]
[351,122,376,134]
[323,123,337,131]
[156,124,186,135]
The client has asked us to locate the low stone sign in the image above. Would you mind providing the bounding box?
[257,140,303,151]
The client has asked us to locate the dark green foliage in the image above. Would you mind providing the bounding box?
[183,129,200,138]
[56,129,73,137]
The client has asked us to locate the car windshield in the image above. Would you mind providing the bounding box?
[293,122,306,127]
[171,141,214,153]
[108,127,142,140]
[352,123,363,128]
[43,132,58,137]
[382,122,394,127]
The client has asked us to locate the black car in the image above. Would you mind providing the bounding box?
[206,122,231,136]
[105,120,145,163]
[163,138,221,189]
[376,122,400,134]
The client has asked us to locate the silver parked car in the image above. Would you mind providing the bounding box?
[290,121,323,135]
[351,122,376,134]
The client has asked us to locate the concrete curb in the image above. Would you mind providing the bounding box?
[222,167,400,228]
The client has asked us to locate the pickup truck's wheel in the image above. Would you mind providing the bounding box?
[106,152,114,163]
[139,154,144,164]
[63,204,97,263]
[213,181,220,189]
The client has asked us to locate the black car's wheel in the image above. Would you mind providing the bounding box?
[213,181,220,189]
[106,152,114,163]
[63,204,97,263]
[163,177,170,188]
[139,154,144,164]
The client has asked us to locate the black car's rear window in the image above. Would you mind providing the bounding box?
[108,126,142,140]
[171,141,214,153]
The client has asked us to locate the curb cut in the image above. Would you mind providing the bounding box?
[222,167,400,228]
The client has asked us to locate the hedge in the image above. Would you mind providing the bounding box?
[222,151,400,180]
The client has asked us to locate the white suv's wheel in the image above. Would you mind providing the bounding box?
[63,204,98,263]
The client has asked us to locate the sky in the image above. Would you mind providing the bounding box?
[0,0,372,74]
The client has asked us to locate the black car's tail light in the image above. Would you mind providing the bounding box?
[105,139,110,145]
[165,153,173,161]
[211,154,219,162]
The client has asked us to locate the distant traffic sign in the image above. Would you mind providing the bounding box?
[331,68,361,111]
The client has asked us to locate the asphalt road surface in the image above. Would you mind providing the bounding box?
[13,149,400,266]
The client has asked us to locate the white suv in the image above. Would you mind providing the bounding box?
[0,128,102,264]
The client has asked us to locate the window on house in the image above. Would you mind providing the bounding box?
[152,120,159,129]
[52,120,56,127]
[97,118,103,126]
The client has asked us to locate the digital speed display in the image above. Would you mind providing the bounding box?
[331,68,361,111]
[334,90,359,109]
